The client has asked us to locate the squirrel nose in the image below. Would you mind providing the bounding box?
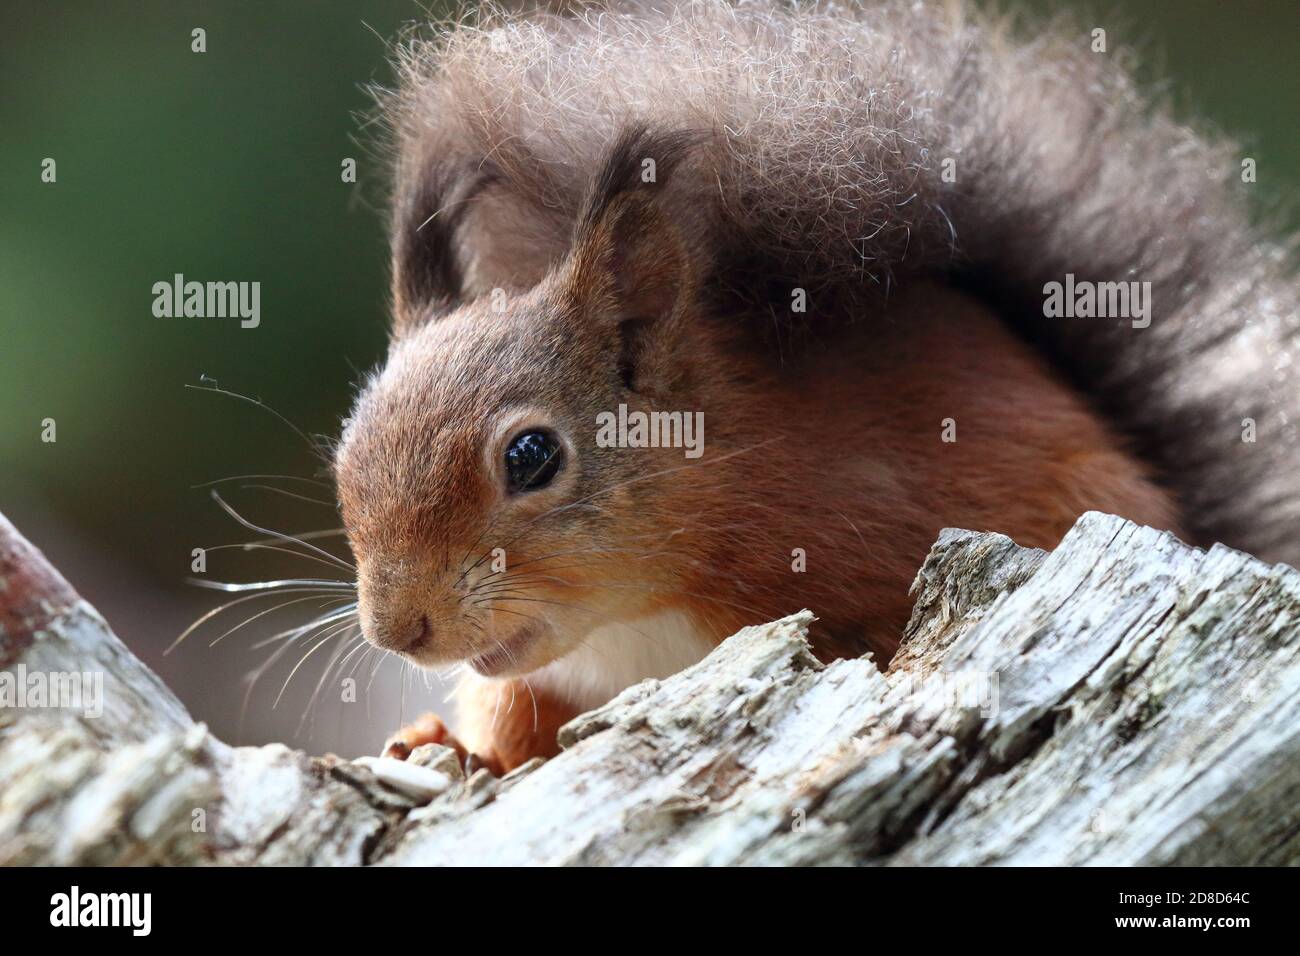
[367,612,431,653]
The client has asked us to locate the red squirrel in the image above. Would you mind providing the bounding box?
[332,0,1300,772]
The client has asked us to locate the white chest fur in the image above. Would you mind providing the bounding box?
[528,608,715,711]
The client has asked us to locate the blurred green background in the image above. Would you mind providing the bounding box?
[2,0,1297,756]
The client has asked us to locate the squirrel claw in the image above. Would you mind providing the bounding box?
[382,712,462,762]
[381,712,506,777]
[463,751,495,776]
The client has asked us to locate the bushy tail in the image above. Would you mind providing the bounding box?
[376,0,1300,564]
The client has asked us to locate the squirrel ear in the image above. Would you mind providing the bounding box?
[561,126,702,392]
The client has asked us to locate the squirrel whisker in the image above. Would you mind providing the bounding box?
[297,629,365,740]
[168,586,352,654]
[236,484,340,508]
[210,490,356,572]
[273,617,362,709]
[208,594,355,649]
[185,380,332,466]
[235,606,359,743]
[249,604,359,651]
[237,528,349,543]
[190,578,356,592]
[193,474,333,490]
[199,543,355,577]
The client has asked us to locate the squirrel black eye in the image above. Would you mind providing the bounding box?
[504,430,564,493]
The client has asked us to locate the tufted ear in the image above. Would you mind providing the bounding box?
[390,144,570,337]
[561,126,703,394]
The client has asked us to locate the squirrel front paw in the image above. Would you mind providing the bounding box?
[382,712,503,776]
[382,711,461,760]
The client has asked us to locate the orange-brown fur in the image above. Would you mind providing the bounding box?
[383,681,577,774]
[336,0,1298,773]
[339,180,1178,770]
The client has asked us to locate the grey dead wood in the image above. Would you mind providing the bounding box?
[1,510,1295,866]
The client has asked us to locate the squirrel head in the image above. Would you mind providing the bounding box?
[335,128,724,676]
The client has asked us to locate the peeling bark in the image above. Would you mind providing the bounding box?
[1,510,1296,866]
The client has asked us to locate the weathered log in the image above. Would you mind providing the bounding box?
[1,510,1296,865]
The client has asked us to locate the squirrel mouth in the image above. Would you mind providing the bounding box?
[468,623,541,677]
